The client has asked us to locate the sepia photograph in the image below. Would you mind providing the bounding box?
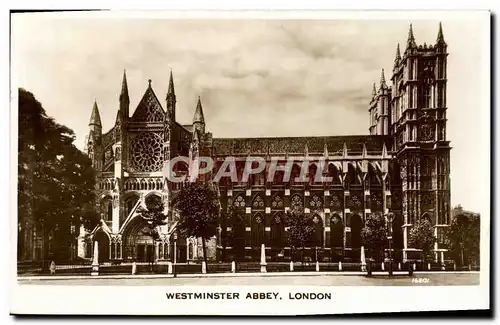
[10,10,490,315]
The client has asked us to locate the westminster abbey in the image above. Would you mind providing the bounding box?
[82,23,451,264]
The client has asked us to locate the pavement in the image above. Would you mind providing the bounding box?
[17,271,480,286]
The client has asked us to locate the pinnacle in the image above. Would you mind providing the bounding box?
[89,100,102,126]
[168,69,175,96]
[120,69,129,101]
[395,43,401,62]
[380,69,387,88]
[193,96,205,124]
[437,22,446,44]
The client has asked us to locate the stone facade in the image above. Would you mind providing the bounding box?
[84,24,451,263]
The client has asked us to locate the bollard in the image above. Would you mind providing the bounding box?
[50,261,56,275]
[398,262,401,271]
[381,262,385,271]
[290,261,294,272]
[413,262,416,271]
[338,261,342,272]
[468,264,472,271]
[168,262,173,274]
[427,262,431,270]
[316,261,319,272]
[441,263,446,271]
[132,262,137,275]
[231,261,236,273]
[202,261,207,274]
[453,262,456,271]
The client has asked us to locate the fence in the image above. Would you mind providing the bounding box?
[17,259,479,276]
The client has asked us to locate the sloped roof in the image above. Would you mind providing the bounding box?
[212,135,392,156]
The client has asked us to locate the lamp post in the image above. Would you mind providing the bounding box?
[173,232,178,277]
[385,213,395,276]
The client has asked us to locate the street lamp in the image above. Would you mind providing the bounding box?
[385,213,395,276]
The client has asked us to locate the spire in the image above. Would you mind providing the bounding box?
[394,43,401,64]
[372,82,377,97]
[120,70,129,102]
[193,96,205,124]
[89,100,102,127]
[436,22,446,45]
[406,23,417,51]
[362,143,367,158]
[408,23,415,42]
[167,69,175,96]
[380,69,388,89]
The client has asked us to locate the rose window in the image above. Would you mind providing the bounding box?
[130,132,164,172]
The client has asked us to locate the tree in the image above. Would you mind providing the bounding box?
[285,209,315,263]
[409,217,436,263]
[172,182,220,264]
[445,214,480,266]
[18,88,99,263]
[136,195,167,269]
[360,212,387,262]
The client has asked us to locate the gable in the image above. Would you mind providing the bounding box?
[130,87,165,123]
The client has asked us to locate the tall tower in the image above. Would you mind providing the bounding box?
[369,69,391,135]
[390,23,451,261]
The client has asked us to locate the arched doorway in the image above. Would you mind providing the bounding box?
[121,217,154,262]
[93,229,110,263]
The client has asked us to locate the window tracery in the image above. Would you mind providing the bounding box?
[129,132,164,172]
[271,196,283,209]
[233,195,245,208]
[310,195,322,209]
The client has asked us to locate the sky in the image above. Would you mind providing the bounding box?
[11,11,490,215]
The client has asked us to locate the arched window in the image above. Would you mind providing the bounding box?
[251,213,265,247]
[349,214,363,249]
[330,214,344,248]
[309,214,323,247]
[270,213,285,248]
[252,195,264,210]
[310,195,322,210]
[271,195,283,209]
[290,194,303,212]
[101,197,113,222]
[232,195,246,209]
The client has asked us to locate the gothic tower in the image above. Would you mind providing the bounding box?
[390,23,451,261]
[369,69,391,135]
